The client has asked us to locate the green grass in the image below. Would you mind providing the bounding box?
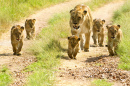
[25,0,123,85]
[0,66,12,86]
[112,0,130,70]
[91,79,113,86]
[0,0,68,36]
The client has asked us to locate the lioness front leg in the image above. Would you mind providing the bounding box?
[84,32,91,52]
[17,41,23,56]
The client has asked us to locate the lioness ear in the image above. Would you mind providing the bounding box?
[83,10,87,15]
[68,37,70,40]
[78,38,80,41]
[102,20,105,24]
[21,26,24,30]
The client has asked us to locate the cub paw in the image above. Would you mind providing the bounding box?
[84,48,89,52]
[17,53,21,56]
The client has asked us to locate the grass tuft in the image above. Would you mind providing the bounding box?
[91,79,113,86]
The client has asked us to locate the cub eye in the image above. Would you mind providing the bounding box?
[115,30,117,33]
[72,16,74,19]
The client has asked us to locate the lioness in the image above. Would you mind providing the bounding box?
[68,35,80,59]
[25,19,36,40]
[92,19,105,47]
[106,25,123,56]
[11,25,24,56]
[70,4,93,52]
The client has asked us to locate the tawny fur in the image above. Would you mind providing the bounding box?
[68,35,80,59]
[69,4,93,52]
[106,25,123,56]
[11,25,24,56]
[92,19,105,47]
[25,19,36,40]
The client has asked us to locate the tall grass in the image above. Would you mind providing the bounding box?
[25,0,123,85]
[0,0,68,35]
[112,0,130,70]
[0,66,12,86]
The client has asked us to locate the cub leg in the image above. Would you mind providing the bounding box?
[11,43,18,55]
[92,32,98,47]
[17,41,23,56]
[26,31,31,40]
[108,45,114,56]
[84,32,91,52]
[73,46,79,59]
[68,49,73,59]
[99,34,104,47]
[31,27,35,39]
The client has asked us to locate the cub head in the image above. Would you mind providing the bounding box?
[25,19,36,28]
[68,35,80,48]
[106,25,120,39]
[11,25,24,41]
[70,6,87,30]
[93,19,105,32]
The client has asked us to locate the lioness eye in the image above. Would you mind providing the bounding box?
[78,17,81,20]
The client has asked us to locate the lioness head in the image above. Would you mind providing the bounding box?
[11,25,24,41]
[26,19,36,28]
[106,25,120,39]
[68,35,80,48]
[70,5,87,30]
[93,19,105,32]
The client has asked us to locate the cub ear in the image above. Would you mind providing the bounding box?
[78,38,80,41]
[68,37,70,40]
[106,25,110,29]
[117,25,121,30]
[26,19,28,21]
[33,19,36,21]
[21,26,24,30]
[117,25,121,28]
[70,9,74,13]
[83,10,87,15]
[102,20,105,24]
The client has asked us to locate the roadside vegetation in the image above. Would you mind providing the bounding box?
[0,66,12,86]
[0,0,68,36]
[25,0,121,85]
[91,79,113,86]
[112,0,130,70]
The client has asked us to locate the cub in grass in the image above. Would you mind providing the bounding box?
[25,19,36,40]
[68,35,80,59]
[92,19,105,47]
[106,25,123,56]
[11,25,24,56]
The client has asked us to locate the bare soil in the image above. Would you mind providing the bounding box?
[0,0,129,86]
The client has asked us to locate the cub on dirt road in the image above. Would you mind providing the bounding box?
[106,25,123,56]
[69,4,93,52]
[11,25,24,56]
[92,19,105,47]
[25,19,36,40]
[68,35,80,59]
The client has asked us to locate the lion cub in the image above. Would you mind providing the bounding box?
[92,19,105,47]
[106,25,123,56]
[11,25,24,56]
[25,19,36,40]
[68,35,80,59]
